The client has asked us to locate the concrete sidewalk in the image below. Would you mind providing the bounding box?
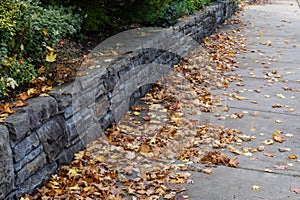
[185,1,300,199]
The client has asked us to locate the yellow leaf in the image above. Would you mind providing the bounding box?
[288,154,297,159]
[69,185,80,190]
[46,46,54,51]
[46,51,57,62]
[111,154,120,159]
[38,66,46,74]
[42,29,48,35]
[133,111,140,116]
[252,185,261,190]
[262,139,274,145]
[27,88,37,96]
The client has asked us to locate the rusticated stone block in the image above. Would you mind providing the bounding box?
[79,123,102,147]
[15,162,57,199]
[12,132,40,163]
[22,96,58,130]
[14,145,44,172]
[36,117,66,161]
[56,140,85,165]
[2,112,30,141]
[0,125,15,199]
[15,152,47,186]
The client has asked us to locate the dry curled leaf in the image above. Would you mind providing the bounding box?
[273,135,285,143]
[290,187,300,194]
[262,139,274,145]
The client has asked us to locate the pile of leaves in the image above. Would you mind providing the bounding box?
[22,10,249,199]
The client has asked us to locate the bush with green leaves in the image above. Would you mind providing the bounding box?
[40,0,211,32]
[1,0,83,61]
[0,57,36,98]
[0,0,83,99]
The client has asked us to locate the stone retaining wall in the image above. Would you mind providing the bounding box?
[0,2,238,199]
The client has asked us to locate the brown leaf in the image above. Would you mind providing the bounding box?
[228,158,239,168]
[274,135,285,143]
[142,116,151,121]
[203,168,213,174]
[11,100,29,108]
[0,104,15,114]
[257,146,265,151]
[278,148,291,152]
[264,153,274,157]
[290,187,300,194]
[273,165,287,170]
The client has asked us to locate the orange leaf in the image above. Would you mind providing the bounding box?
[288,154,297,159]
[11,100,29,108]
[0,104,15,114]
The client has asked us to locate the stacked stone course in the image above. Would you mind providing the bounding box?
[0,2,237,199]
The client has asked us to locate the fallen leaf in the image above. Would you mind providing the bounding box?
[203,168,213,174]
[272,104,282,108]
[0,104,15,114]
[264,168,272,173]
[257,146,265,151]
[278,148,291,152]
[264,153,274,157]
[230,113,244,119]
[251,185,261,190]
[11,100,28,108]
[46,51,57,62]
[230,148,243,155]
[288,154,297,159]
[262,139,274,145]
[273,165,287,170]
[142,116,151,121]
[290,187,300,194]
[276,94,286,99]
[186,179,194,184]
[125,151,136,160]
[273,135,285,143]
[285,133,294,138]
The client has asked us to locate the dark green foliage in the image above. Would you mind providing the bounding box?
[0,0,83,98]
[40,0,211,31]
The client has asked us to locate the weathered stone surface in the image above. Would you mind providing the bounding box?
[12,132,40,163]
[72,107,96,136]
[36,118,66,161]
[79,123,102,147]
[24,96,58,130]
[99,112,114,130]
[16,161,57,199]
[3,112,30,141]
[0,125,15,199]
[14,145,44,172]
[15,152,47,186]
[65,118,79,143]
[56,140,85,165]
[94,96,110,120]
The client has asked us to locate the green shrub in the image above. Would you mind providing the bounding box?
[0,0,83,61]
[0,56,36,99]
[0,0,83,98]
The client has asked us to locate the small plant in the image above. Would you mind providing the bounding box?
[0,0,83,99]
